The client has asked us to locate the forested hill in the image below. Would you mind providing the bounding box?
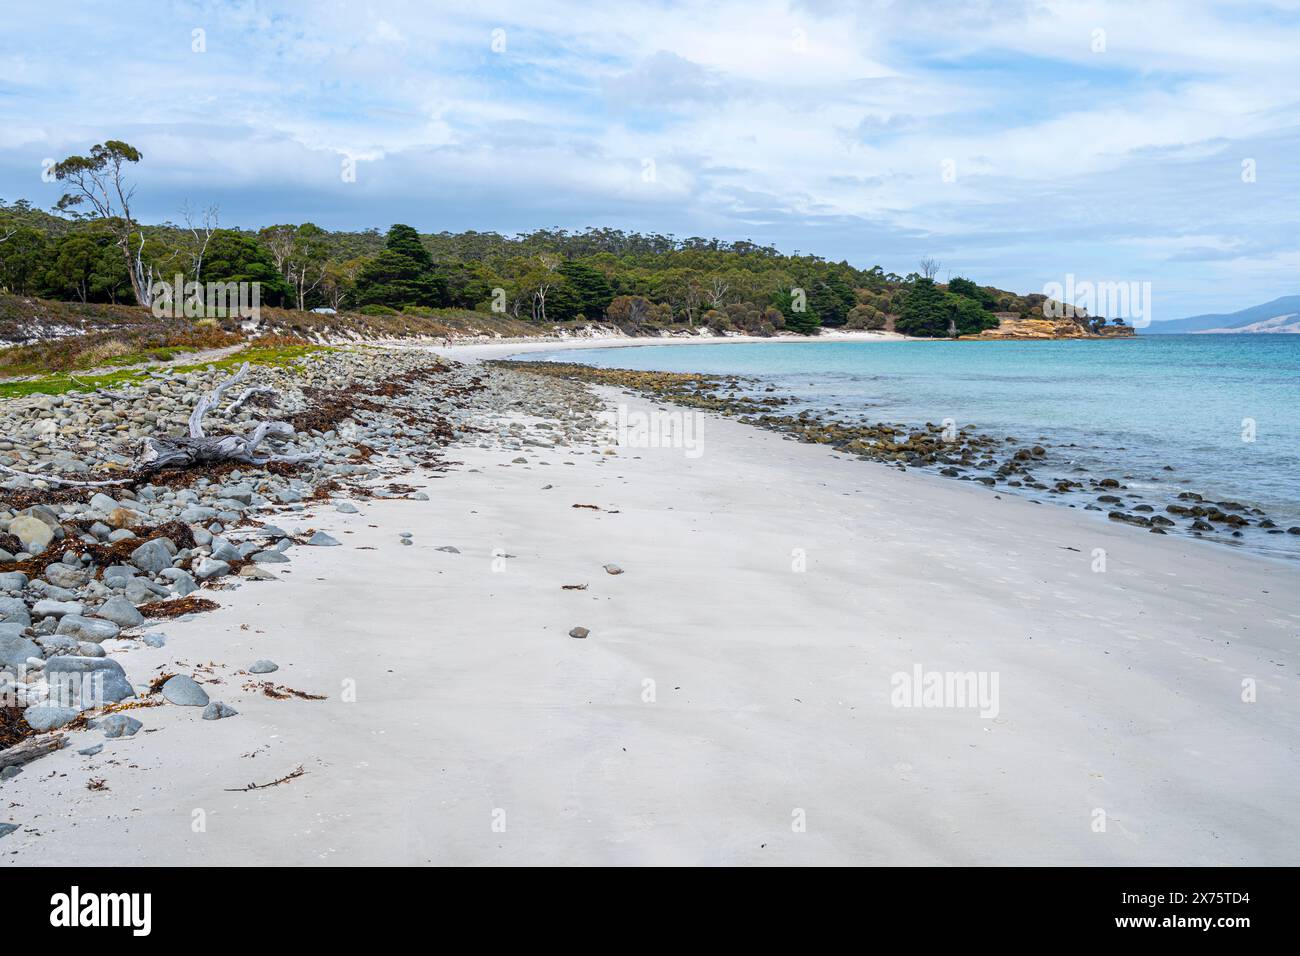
[1,198,1120,338]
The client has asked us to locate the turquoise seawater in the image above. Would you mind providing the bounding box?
[525,335,1300,555]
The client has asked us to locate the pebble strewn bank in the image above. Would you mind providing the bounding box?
[0,347,608,782]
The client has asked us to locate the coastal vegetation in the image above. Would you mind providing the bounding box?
[0,140,1131,342]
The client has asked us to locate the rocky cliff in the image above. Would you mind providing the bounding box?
[960,315,1135,340]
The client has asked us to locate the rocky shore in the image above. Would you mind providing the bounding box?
[496,360,1300,556]
[0,346,609,793]
[1,337,1296,865]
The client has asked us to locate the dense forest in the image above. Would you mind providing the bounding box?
[0,140,1083,338]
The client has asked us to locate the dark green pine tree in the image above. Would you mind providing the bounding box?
[558,259,614,319]
[772,287,821,334]
[896,277,949,337]
[353,224,446,307]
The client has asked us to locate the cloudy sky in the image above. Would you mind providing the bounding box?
[3,0,1299,319]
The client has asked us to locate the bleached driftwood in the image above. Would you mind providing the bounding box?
[1,364,312,488]
[0,734,65,769]
[227,384,277,416]
[136,362,316,470]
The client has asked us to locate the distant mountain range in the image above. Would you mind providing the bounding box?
[1144,296,1300,333]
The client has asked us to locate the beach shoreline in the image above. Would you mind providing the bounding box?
[2,346,1297,865]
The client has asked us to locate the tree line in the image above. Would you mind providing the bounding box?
[0,140,1050,337]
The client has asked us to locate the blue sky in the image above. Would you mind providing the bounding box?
[3,0,1300,319]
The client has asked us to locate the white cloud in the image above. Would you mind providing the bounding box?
[2,0,1299,314]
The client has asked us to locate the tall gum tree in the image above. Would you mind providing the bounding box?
[52,141,153,306]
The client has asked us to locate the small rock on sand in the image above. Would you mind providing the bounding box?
[101,714,143,738]
[249,659,278,674]
[603,564,623,575]
[202,701,239,721]
[307,531,341,547]
[569,626,590,639]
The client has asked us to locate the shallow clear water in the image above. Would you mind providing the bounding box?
[526,335,1300,555]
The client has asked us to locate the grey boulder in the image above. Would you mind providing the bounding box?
[55,614,120,643]
[0,572,29,592]
[100,714,143,738]
[159,568,197,596]
[93,595,145,629]
[161,674,209,707]
[0,635,41,670]
[0,596,31,626]
[32,599,83,618]
[201,701,238,721]
[45,656,136,706]
[23,704,80,731]
[43,563,90,589]
[129,539,174,574]
[193,558,230,581]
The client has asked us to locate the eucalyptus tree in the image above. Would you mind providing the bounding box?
[51,141,154,305]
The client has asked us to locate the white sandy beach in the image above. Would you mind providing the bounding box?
[3,338,1298,866]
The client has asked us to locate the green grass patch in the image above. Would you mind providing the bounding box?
[173,342,330,374]
[0,367,149,399]
[95,345,205,368]
[0,342,331,398]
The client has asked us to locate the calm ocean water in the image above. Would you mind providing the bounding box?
[526,335,1300,556]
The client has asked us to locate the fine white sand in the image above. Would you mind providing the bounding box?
[3,341,1298,866]
[414,327,905,363]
